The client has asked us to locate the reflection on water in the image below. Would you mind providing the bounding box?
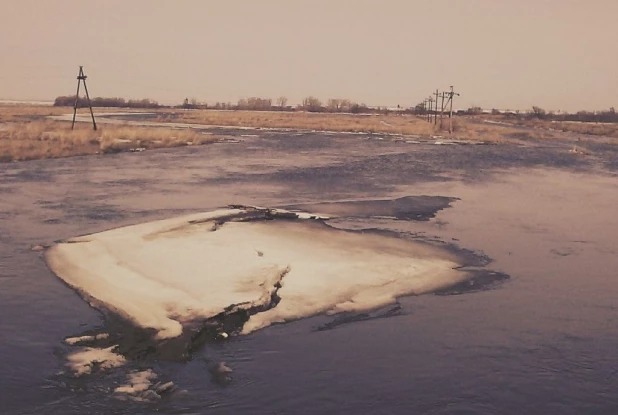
[1,134,617,415]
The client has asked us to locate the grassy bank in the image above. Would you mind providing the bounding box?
[0,106,217,162]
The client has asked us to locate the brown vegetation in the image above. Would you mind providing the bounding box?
[154,109,438,136]
[153,109,554,143]
[508,118,618,139]
[481,106,618,139]
[0,122,99,162]
[0,109,217,163]
[0,105,67,122]
[449,118,562,143]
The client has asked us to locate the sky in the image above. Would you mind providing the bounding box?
[0,0,616,111]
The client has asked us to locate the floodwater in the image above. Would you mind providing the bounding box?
[1,129,617,414]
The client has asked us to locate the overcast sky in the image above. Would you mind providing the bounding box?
[1,0,616,111]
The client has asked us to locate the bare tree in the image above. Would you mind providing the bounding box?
[238,97,272,111]
[301,96,323,112]
[531,106,547,119]
[327,99,342,112]
[277,96,288,108]
[237,98,248,110]
[339,99,353,112]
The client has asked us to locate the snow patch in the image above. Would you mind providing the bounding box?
[65,346,126,376]
[65,333,109,345]
[114,369,175,402]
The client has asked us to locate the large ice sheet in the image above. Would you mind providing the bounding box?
[46,208,469,339]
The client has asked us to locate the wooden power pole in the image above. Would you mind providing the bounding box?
[439,92,446,128]
[433,89,440,125]
[445,86,460,134]
[71,66,97,131]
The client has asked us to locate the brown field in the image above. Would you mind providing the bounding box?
[0,106,217,162]
[155,109,564,143]
[0,105,67,122]
[538,120,618,138]
[448,119,526,143]
[154,109,439,136]
[486,115,618,139]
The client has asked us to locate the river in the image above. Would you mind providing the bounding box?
[1,129,617,414]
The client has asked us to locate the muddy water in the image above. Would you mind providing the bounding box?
[1,132,617,414]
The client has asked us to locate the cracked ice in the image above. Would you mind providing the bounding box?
[46,207,470,339]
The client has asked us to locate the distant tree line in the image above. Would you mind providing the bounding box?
[453,106,618,123]
[54,96,160,109]
[237,97,273,111]
[524,106,618,123]
[180,96,401,114]
[54,94,450,116]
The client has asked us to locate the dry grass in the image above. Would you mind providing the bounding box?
[0,104,149,123]
[538,120,618,138]
[155,109,439,136]
[444,116,574,143]
[156,109,557,143]
[0,104,67,122]
[443,118,527,143]
[487,115,618,139]
[0,119,216,163]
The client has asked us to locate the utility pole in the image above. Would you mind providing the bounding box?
[439,92,446,128]
[445,86,460,134]
[71,66,97,131]
[427,97,435,123]
[433,89,440,125]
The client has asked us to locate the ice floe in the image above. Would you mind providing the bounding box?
[114,369,176,402]
[65,333,110,345]
[65,346,126,376]
[46,207,470,340]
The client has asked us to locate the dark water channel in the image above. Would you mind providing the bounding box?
[1,131,617,414]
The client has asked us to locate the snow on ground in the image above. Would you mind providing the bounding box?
[46,208,468,339]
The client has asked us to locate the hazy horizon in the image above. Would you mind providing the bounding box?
[1,0,616,112]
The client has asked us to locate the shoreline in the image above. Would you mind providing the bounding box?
[1,105,615,163]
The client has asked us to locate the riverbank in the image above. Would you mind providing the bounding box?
[2,105,615,163]
[0,106,217,162]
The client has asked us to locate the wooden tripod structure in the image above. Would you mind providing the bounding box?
[71,66,97,130]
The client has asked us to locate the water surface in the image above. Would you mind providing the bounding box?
[1,132,617,414]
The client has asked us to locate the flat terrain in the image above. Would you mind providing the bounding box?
[479,114,618,140]
[3,105,616,163]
